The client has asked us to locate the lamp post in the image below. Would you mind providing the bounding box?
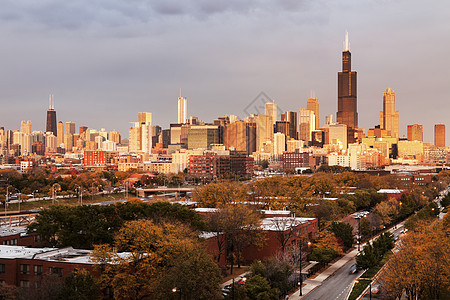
[298,234,311,296]
[356,216,362,252]
[172,287,181,300]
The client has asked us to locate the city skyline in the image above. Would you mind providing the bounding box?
[0,1,449,142]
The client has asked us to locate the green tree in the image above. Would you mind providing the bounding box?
[355,243,378,270]
[244,275,278,300]
[329,222,354,250]
[58,270,99,300]
[155,247,222,300]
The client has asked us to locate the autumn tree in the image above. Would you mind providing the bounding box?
[92,219,221,300]
[208,205,265,274]
[193,181,249,208]
[382,218,450,299]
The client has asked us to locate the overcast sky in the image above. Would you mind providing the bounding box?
[1,0,449,142]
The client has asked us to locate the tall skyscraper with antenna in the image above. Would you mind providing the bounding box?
[178,90,187,124]
[46,94,57,135]
[337,32,358,144]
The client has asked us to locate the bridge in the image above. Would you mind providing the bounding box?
[0,213,38,227]
[138,187,194,198]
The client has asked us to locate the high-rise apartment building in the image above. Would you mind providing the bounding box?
[435,124,445,147]
[178,96,187,124]
[129,113,152,154]
[224,121,256,155]
[265,102,277,126]
[298,108,315,142]
[281,111,298,140]
[326,114,333,125]
[187,125,221,150]
[20,121,32,134]
[380,88,399,138]
[57,121,64,147]
[46,95,57,135]
[407,124,423,142]
[337,32,358,144]
[109,131,121,144]
[307,98,319,130]
[65,122,76,135]
[273,132,286,156]
[253,114,273,152]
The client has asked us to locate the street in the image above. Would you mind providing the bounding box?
[302,257,359,300]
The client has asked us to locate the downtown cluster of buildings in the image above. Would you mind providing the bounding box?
[0,34,448,175]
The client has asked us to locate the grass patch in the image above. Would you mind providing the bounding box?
[348,279,371,300]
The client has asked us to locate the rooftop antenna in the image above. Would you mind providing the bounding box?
[179,88,182,98]
[344,30,350,51]
[49,95,52,109]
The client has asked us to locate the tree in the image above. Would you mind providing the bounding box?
[215,205,265,274]
[249,259,294,297]
[193,181,248,208]
[58,269,99,300]
[329,222,354,250]
[382,219,450,299]
[244,275,278,300]
[356,243,378,270]
[155,247,222,300]
[309,247,339,265]
[91,219,221,300]
[28,201,206,249]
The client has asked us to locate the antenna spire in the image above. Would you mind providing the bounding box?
[344,31,350,51]
[179,88,182,98]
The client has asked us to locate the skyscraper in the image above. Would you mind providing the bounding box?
[46,95,57,135]
[281,111,298,140]
[407,124,423,142]
[337,32,358,144]
[298,108,315,142]
[178,96,187,124]
[380,88,399,138]
[435,124,445,147]
[265,102,277,126]
[57,121,64,147]
[307,98,319,130]
[20,121,32,134]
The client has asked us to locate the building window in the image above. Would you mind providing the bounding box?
[0,264,5,274]
[19,280,30,288]
[34,235,41,243]
[34,265,42,275]
[11,239,17,245]
[49,267,63,277]
[20,264,30,275]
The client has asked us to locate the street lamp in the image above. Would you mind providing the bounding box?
[298,234,311,296]
[172,287,181,300]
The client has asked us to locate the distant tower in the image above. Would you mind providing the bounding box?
[298,108,315,142]
[46,95,57,135]
[435,124,445,147]
[265,102,277,126]
[380,88,399,138]
[307,98,319,130]
[337,31,358,144]
[57,121,64,147]
[178,92,187,124]
[407,124,423,142]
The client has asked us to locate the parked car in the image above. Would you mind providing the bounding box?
[371,283,380,294]
[349,264,357,274]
